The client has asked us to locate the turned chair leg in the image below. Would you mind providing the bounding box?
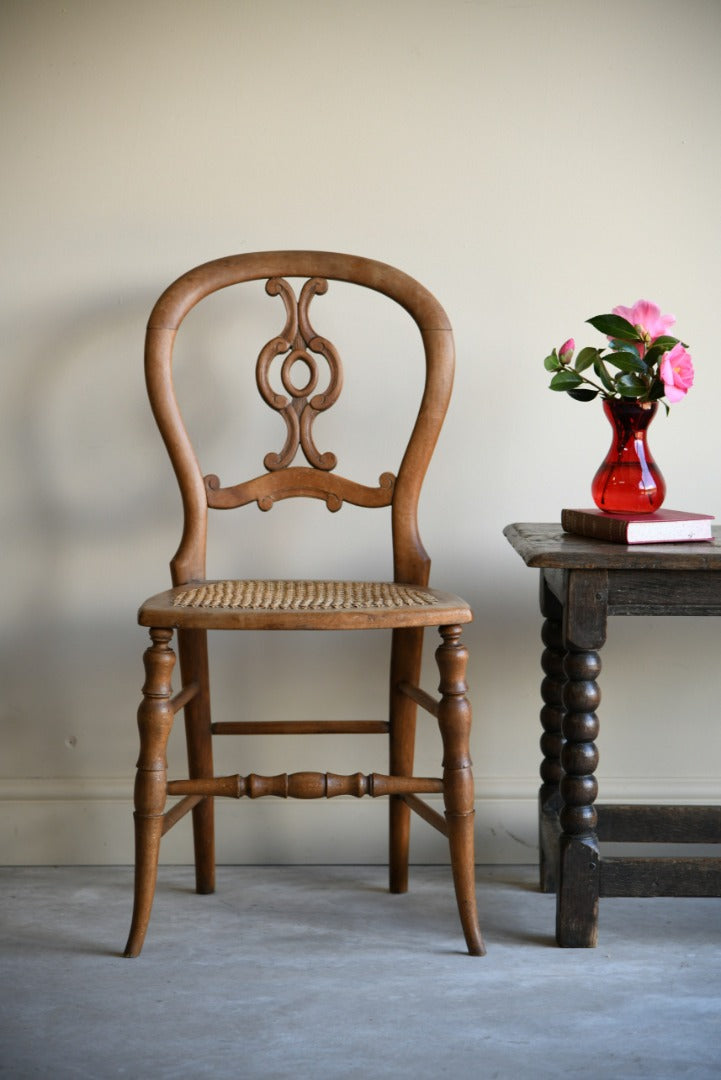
[388,627,423,894]
[123,628,176,958]
[436,624,486,956]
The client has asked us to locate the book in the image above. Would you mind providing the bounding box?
[561,508,715,545]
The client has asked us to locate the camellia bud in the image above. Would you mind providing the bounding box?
[558,338,575,365]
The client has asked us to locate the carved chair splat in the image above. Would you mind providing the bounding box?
[124,251,484,957]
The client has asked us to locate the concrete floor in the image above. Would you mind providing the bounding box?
[1,865,719,1080]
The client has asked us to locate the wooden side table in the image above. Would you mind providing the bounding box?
[504,522,721,947]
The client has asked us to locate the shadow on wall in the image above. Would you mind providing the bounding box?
[1,288,172,780]
[4,289,173,610]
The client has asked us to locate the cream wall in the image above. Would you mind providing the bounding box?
[2,0,721,865]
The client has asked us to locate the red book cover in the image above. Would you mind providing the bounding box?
[561,508,714,544]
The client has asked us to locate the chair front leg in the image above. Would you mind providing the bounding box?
[436,624,485,956]
[123,628,176,958]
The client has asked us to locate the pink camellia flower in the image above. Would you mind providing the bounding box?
[558,338,575,364]
[659,342,694,402]
[612,299,676,344]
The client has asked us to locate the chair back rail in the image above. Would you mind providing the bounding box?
[143,251,455,587]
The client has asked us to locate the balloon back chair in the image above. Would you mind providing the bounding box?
[123,251,484,957]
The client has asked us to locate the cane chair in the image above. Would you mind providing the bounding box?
[123,251,484,957]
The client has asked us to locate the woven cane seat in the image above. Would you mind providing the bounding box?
[172,580,439,612]
[139,578,471,631]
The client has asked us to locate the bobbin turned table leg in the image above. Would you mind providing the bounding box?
[538,577,566,893]
[556,569,607,948]
[557,648,601,947]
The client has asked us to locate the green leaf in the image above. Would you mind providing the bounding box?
[587,313,641,341]
[544,352,561,371]
[567,387,599,401]
[593,357,616,394]
[549,370,583,391]
[651,335,680,350]
[609,338,643,356]
[615,373,647,397]
[604,350,648,374]
[643,343,668,367]
[574,346,599,372]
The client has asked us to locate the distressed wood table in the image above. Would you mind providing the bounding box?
[504,522,721,947]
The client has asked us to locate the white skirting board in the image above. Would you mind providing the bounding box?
[1,777,719,865]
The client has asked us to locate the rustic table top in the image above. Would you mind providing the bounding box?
[504,522,721,571]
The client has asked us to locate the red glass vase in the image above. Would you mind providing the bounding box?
[591,398,666,514]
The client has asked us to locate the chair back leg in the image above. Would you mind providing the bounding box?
[388,626,424,893]
[177,629,216,895]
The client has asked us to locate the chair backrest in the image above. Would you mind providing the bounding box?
[145,251,455,588]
